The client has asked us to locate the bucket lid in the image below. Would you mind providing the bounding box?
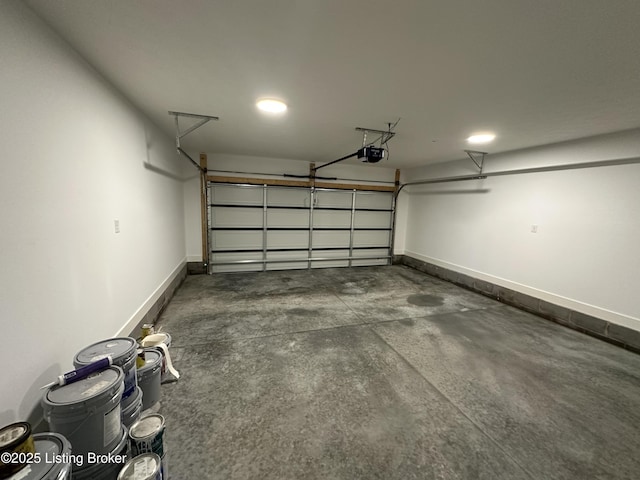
[117,453,161,480]
[129,414,164,440]
[75,338,136,365]
[44,366,123,407]
[8,433,71,479]
[138,349,162,375]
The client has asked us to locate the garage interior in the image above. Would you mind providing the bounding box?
[2,1,640,479]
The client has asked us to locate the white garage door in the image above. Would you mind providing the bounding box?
[208,183,394,273]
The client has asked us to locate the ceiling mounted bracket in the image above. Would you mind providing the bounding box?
[168,111,219,172]
[169,111,219,148]
[355,125,396,148]
[464,149,487,174]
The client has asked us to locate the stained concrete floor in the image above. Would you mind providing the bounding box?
[156,265,640,480]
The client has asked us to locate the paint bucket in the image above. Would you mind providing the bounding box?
[137,349,162,411]
[0,422,36,477]
[71,428,128,480]
[6,432,72,480]
[140,333,178,383]
[128,415,167,479]
[73,338,138,407]
[121,387,143,430]
[116,453,162,480]
[42,366,124,457]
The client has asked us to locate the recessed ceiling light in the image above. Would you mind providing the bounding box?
[467,133,496,144]
[256,99,287,113]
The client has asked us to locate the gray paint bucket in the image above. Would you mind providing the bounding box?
[121,387,143,430]
[42,366,124,457]
[137,349,162,411]
[140,333,172,383]
[8,432,72,480]
[71,428,128,480]
[73,338,138,407]
[117,453,162,480]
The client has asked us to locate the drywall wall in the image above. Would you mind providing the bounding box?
[183,157,203,262]
[0,1,186,426]
[402,129,640,331]
[185,153,399,261]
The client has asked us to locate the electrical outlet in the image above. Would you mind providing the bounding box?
[531,224,538,233]
[114,219,120,234]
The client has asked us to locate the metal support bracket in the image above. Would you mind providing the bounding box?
[356,126,396,147]
[169,111,219,148]
[464,150,487,174]
[169,111,219,172]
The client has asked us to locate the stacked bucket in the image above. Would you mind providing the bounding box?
[28,331,173,480]
[71,338,144,431]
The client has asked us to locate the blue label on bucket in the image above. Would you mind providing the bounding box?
[122,368,137,400]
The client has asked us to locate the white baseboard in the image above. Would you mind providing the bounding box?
[403,251,640,332]
[115,258,187,337]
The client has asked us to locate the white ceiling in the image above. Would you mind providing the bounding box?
[26,0,640,169]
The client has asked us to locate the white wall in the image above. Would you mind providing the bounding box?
[402,129,640,331]
[185,153,398,261]
[183,157,203,262]
[0,1,186,426]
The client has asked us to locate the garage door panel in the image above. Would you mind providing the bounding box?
[312,230,350,248]
[212,230,262,250]
[315,190,352,209]
[313,210,351,228]
[267,209,309,228]
[352,247,389,257]
[351,248,389,267]
[211,263,263,273]
[213,206,262,227]
[210,251,262,273]
[354,211,392,229]
[267,187,310,207]
[311,249,350,269]
[351,257,388,266]
[211,184,262,205]
[312,260,349,269]
[266,250,308,271]
[266,262,308,271]
[352,230,390,247]
[355,192,393,210]
[267,230,309,249]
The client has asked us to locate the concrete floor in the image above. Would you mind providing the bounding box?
[156,265,640,480]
